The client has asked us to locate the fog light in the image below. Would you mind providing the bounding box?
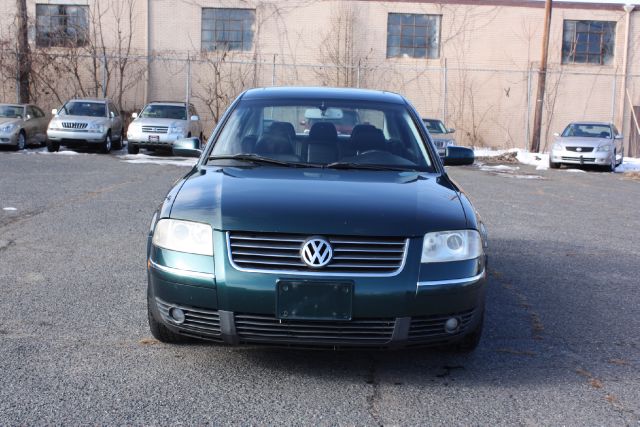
[169,307,185,324]
[444,317,459,333]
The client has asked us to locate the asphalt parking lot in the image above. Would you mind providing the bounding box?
[1,148,639,425]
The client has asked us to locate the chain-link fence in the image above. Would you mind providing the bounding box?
[1,50,639,155]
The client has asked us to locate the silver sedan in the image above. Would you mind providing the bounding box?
[549,122,624,172]
[0,104,49,150]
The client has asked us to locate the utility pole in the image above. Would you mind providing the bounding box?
[16,0,30,103]
[530,0,552,153]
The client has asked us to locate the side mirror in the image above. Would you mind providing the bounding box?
[443,146,474,166]
[25,114,32,121]
[51,109,58,116]
[110,111,116,119]
[131,112,138,119]
[190,115,200,122]
[615,134,623,139]
[553,132,560,137]
[447,128,455,133]
[172,137,202,157]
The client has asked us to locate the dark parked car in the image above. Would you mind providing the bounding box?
[146,87,486,351]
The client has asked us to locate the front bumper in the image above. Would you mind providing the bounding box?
[0,132,19,145]
[127,131,185,148]
[146,237,487,348]
[47,129,107,145]
[551,148,613,165]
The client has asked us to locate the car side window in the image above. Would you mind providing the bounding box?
[109,103,119,118]
[612,125,619,136]
[26,106,36,118]
[33,107,45,118]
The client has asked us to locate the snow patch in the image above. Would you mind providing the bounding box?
[479,164,520,172]
[118,153,196,167]
[615,157,640,173]
[38,150,86,156]
[2,207,17,211]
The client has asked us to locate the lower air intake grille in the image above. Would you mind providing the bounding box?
[235,314,395,346]
[155,298,222,341]
[408,309,476,342]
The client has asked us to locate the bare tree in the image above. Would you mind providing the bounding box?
[16,0,30,103]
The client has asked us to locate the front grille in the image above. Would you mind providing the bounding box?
[434,140,445,148]
[61,122,87,129]
[155,298,222,341]
[142,126,168,134]
[235,313,395,346]
[228,232,407,276]
[561,156,595,162]
[566,146,594,153]
[408,309,475,342]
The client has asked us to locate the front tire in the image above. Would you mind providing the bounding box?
[549,159,561,169]
[46,140,60,152]
[113,130,124,150]
[127,142,139,154]
[605,151,616,172]
[100,132,112,154]
[147,298,192,344]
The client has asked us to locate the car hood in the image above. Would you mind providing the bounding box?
[557,137,611,147]
[0,117,21,126]
[169,167,468,237]
[53,115,109,124]
[132,118,185,127]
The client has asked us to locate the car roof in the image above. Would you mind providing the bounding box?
[0,103,27,107]
[148,101,189,106]
[568,121,612,126]
[242,87,407,105]
[67,98,108,103]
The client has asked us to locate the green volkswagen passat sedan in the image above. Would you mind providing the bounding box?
[146,87,487,351]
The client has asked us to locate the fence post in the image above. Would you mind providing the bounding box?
[525,67,533,150]
[102,53,107,99]
[186,53,191,107]
[15,48,20,103]
[356,60,361,88]
[611,74,617,124]
[272,54,276,86]
[442,58,447,123]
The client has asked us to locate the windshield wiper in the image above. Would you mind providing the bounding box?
[324,162,417,172]
[208,154,312,168]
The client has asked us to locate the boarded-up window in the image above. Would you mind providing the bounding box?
[562,20,615,65]
[387,13,441,59]
[201,8,255,52]
[36,4,89,48]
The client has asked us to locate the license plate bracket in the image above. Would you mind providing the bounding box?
[148,135,159,142]
[276,280,353,321]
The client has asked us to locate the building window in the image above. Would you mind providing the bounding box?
[35,4,89,48]
[562,20,616,65]
[201,8,255,51]
[387,13,441,59]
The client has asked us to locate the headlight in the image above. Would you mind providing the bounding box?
[552,143,563,151]
[597,144,612,152]
[0,123,17,133]
[169,125,185,134]
[152,219,213,256]
[445,139,455,147]
[421,230,483,263]
[88,123,105,133]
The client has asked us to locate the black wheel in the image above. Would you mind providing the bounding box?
[127,142,139,154]
[448,310,484,353]
[100,132,112,154]
[16,131,26,151]
[46,140,60,152]
[113,130,124,150]
[605,150,616,172]
[549,160,561,169]
[147,295,191,344]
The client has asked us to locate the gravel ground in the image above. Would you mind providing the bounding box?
[1,147,639,425]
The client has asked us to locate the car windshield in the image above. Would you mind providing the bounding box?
[60,101,106,118]
[562,124,612,139]
[140,104,187,120]
[207,99,434,172]
[423,119,447,134]
[0,105,24,119]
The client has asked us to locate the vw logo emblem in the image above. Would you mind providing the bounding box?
[576,147,582,152]
[300,237,333,268]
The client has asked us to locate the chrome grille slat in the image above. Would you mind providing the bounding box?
[142,126,168,134]
[228,232,408,276]
[61,122,88,129]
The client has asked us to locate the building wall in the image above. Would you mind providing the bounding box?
[1,0,638,151]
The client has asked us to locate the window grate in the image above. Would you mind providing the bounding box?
[386,13,441,59]
[201,8,255,52]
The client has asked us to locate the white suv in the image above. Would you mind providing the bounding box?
[126,102,203,154]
